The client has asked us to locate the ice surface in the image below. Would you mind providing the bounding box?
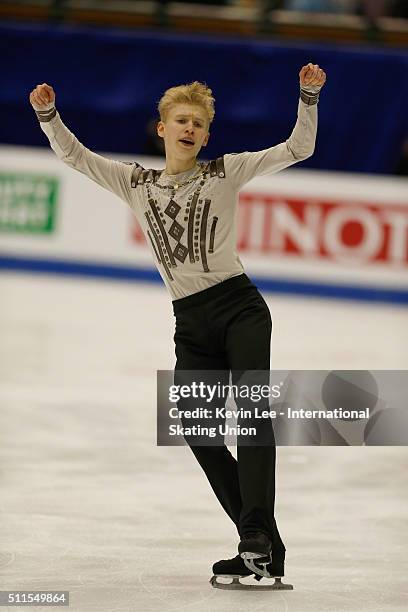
[0,273,407,611]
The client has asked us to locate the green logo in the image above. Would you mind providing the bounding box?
[0,172,59,233]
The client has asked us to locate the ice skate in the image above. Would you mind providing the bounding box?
[210,553,294,590]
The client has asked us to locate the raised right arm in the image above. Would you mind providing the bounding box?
[29,83,137,205]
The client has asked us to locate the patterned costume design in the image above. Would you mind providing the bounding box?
[36,96,317,299]
[131,159,225,282]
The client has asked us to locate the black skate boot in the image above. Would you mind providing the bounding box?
[239,534,293,587]
[210,550,293,591]
[212,554,261,580]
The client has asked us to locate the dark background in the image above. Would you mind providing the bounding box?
[1,15,407,174]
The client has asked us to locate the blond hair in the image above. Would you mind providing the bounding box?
[158,81,215,125]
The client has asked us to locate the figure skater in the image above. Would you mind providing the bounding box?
[29,62,326,588]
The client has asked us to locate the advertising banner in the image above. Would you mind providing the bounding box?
[0,145,407,302]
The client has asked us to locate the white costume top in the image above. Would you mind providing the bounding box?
[38,95,318,299]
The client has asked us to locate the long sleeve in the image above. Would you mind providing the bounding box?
[37,109,135,206]
[224,97,318,191]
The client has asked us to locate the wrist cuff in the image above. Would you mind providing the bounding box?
[300,88,320,106]
[35,107,57,123]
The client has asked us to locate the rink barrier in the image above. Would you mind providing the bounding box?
[1,254,407,305]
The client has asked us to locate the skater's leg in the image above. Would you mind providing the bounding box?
[189,445,241,530]
[173,305,243,532]
[172,277,285,569]
[224,287,285,555]
[188,445,286,550]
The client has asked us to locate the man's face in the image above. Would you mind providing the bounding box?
[157,104,210,161]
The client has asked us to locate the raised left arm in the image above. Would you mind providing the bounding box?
[225,63,327,189]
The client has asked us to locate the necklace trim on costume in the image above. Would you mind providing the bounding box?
[155,165,206,191]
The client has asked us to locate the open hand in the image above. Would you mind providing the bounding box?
[299,64,326,90]
[29,83,55,111]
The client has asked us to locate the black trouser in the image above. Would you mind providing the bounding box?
[172,273,285,554]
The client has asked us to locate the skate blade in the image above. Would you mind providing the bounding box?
[210,575,294,591]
